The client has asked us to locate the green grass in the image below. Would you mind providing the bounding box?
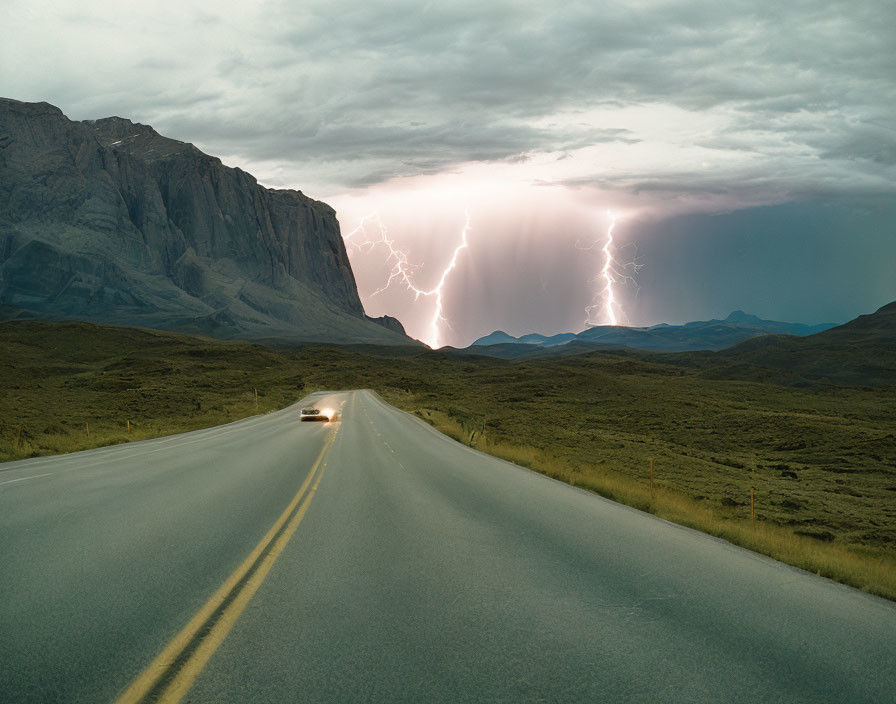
[2,320,894,600]
[414,408,896,599]
[0,322,300,462]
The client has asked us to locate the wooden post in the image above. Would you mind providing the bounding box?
[650,457,654,497]
[127,419,130,435]
[254,387,258,410]
[751,487,755,528]
[86,421,90,438]
[16,423,23,448]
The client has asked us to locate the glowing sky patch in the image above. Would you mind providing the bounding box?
[343,211,471,348]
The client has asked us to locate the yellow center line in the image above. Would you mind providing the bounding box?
[116,424,339,704]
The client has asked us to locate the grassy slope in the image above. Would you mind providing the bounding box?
[0,322,301,458]
[2,321,894,599]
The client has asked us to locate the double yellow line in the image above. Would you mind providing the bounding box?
[116,425,339,704]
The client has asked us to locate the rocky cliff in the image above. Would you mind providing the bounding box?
[0,98,410,343]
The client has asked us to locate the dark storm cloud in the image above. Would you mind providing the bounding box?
[627,196,896,327]
[161,114,636,188]
[3,0,893,196]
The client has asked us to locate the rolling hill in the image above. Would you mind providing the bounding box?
[698,301,896,386]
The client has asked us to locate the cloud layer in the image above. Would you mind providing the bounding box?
[4,0,894,205]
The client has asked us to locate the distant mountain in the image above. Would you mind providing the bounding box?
[472,330,520,346]
[0,98,412,344]
[469,311,838,357]
[699,301,896,386]
[464,303,895,386]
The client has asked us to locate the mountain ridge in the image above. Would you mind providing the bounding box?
[458,302,895,385]
[470,311,838,355]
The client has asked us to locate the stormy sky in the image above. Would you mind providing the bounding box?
[3,0,895,345]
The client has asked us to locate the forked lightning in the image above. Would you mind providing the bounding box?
[579,211,641,327]
[344,212,471,348]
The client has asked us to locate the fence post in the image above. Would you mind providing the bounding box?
[254,388,258,410]
[86,421,90,438]
[16,423,23,448]
[650,457,654,497]
[751,487,755,528]
[127,419,130,436]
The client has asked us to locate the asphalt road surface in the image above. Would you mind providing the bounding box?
[1,390,894,702]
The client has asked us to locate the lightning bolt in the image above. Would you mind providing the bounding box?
[426,211,472,348]
[579,211,641,327]
[343,212,380,244]
[344,211,471,348]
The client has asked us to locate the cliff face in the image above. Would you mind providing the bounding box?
[0,98,409,343]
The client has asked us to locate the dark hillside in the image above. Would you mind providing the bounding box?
[702,301,896,386]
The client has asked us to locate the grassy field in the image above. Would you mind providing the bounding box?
[0,322,300,461]
[2,320,894,599]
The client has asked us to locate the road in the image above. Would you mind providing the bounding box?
[1,390,894,702]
